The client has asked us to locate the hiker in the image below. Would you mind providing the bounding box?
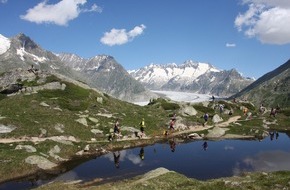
[113,151,121,168]
[212,95,215,102]
[259,104,265,114]
[203,113,209,126]
[139,147,145,160]
[140,118,145,137]
[114,119,121,138]
[270,108,276,117]
[243,107,248,116]
[202,141,208,151]
[219,104,224,114]
[171,113,177,121]
[169,119,175,131]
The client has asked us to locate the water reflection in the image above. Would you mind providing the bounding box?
[169,138,176,152]
[202,141,208,151]
[139,147,145,160]
[2,133,290,190]
[113,151,121,168]
[233,150,290,175]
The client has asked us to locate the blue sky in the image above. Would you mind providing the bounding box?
[0,0,290,79]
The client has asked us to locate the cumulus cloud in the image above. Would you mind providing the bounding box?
[20,0,102,26]
[100,24,146,46]
[235,0,290,44]
[226,43,236,47]
[1,0,8,3]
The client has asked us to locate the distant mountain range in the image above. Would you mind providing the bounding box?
[129,61,254,97]
[0,33,155,102]
[1,33,288,107]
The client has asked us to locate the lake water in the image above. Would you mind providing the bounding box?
[1,132,290,189]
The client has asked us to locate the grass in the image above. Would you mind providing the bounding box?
[1,72,290,188]
[35,169,290,190]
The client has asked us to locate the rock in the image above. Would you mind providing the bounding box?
[39,102,50,107]
[206,127,226,138]
[48,145,67,161]
[15,145,37,153]
[91,129,103,135]
[75,118,88,126]
[84,144,90,152]
[0,124,16,133]
[54,123,65,133]
[212,114,223,123]
[97,97,103,104]
[181,106,197,116]
[188,133,202,139]
[39,128,47,137]
[25,155,57,170]
[88,117,99,124]
[134,168,170,184]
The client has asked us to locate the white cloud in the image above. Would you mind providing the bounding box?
[226,43,236,47]
[235,0,290,44]
[20,0,102,26]
[100,24,146,46]
[0,0,8,3]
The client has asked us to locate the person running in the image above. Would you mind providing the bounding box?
[169,119,175,131]
[114,119,121,138]
[203,113,209,126]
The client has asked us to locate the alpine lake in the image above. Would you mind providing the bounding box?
[1,131,290,190]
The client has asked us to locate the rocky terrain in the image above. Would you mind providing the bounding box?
[231,59,290,108]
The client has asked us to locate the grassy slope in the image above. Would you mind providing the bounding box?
[35,169,290,190]
[1,73,290,185]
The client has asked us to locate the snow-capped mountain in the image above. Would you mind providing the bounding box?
[129,61,220,90]
[129,61,254,97]
[0,33,156,102]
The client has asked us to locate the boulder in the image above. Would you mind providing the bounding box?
[181,106,197,116]
[15,145,37,153]
[25,155,57,170]
[206,127,226,138]
[212,114,223,123]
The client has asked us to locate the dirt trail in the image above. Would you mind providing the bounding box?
[0,136,78,144]
[170,115,241,137]
[0,116,242,144]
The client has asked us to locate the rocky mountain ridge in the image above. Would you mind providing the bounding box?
[231,59,290,108]
[0,33,155,102]
[129,61,254,97]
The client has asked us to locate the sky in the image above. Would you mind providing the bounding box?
[0,0,290,79]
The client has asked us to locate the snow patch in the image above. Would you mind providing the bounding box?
[16,47,47,63]
[0,34,11,55]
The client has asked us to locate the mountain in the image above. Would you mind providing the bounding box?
[231,59,290,108]
[58,53,156,101]
[0,33,155,102]
[129,61,253,97]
